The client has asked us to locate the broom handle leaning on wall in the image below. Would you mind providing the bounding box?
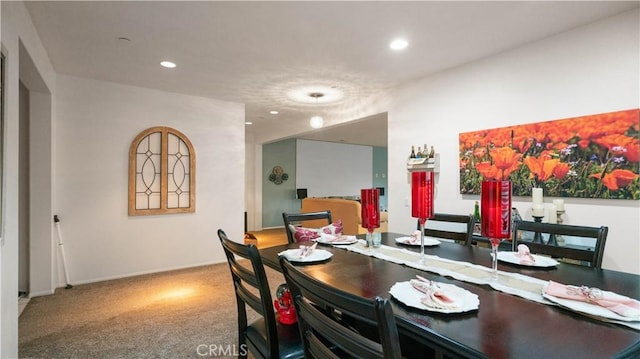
[54,215,73,289]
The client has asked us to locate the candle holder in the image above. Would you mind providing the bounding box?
[361,188,380,248]
[532,215,544,243]
[554,209,566,246]
[412,171,435,264]
[481,180,512,281]
[556,209,566,225]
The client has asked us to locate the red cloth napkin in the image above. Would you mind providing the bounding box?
[545,280,640,319]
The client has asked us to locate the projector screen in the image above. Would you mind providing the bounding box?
[296,139,372,198]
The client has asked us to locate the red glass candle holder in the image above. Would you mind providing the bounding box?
[411,171,435,221]
[361,188,380,231]
[411,171,435,264]
[480,180,512,280]
[480,180,512,240]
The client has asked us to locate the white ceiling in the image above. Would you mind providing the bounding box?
[24,1,638,147]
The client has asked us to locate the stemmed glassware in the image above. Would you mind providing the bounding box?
[361,188,380,248]
[411,171,435,264]
[481,180,512,280]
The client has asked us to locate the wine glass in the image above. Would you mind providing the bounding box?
[361,188,380,248]
[481,180,512,280]
[411,171,435,264]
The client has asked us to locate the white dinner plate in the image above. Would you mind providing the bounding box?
[278,249,333,263]
[395,236,441,246]
[315,234,358,245]
[497,251,559,267]
[389,281,479,314]
[542,284,640,322]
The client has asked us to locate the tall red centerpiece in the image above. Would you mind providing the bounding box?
[411,171,435,263]
[481,180,512,279]
[361,188,380,247]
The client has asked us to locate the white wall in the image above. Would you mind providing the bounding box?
[388,9,640,274]
[54,75,245,285]
[1,1,57,357]
[296,139,373,198]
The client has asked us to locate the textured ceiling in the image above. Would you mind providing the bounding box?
[24,1,639,146]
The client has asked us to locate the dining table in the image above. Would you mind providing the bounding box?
[259,232,640,359]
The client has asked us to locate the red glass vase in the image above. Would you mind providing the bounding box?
[361,188,380,231]
[480,180,512,280]
[411,171,435,264]
[480,180,512,240]
[411,171,435,220]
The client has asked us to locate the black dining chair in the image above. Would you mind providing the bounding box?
[512,221,608,268]
[282,211,332,244]
[280,257,402,359]
[217,229,304,359]
[419,213,474,246]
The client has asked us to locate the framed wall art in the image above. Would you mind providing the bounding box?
[128,126,196,215]
[459,109,639,199]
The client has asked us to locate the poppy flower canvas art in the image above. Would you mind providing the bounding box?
[459,109,639,199]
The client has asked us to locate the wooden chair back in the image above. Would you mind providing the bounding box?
[512,221,608,268]
[420,213,474,246]
[217,229,303,359]
[280,257,402,359]
[282,211,332,244]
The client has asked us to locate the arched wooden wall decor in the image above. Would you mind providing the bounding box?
[128,126,196,215]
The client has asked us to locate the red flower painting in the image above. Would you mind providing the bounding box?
[459,109,640,199]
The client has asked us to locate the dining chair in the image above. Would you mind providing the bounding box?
[280,257,402,359]
[419,213,474,246]
[282,211,332,244]
[512,221,608,268]
[217,229,304,359]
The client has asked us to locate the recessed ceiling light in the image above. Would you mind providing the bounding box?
[160,61,176,68]
[389,38,408,50]
[270,110,279,115]
[245,121,253,125]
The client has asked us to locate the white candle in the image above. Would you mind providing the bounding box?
[553,199,565,211]
[548,204,557,223]
[532,204,545,217]
[532,187,543,204]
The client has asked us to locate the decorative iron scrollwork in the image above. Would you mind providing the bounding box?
[268,165,288,185]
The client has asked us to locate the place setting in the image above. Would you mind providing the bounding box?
[495,244,559,268]
[314,233,358,245]
[278,242,333,263]
[389,275,479,314]
[542,280,640,326]
[395,230,441,247]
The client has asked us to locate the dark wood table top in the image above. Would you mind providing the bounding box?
[259,232,640,359]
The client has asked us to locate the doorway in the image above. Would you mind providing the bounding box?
[17,40,54,298]
[18,80,30,298]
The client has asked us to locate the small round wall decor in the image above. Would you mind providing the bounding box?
[269,165,289,185]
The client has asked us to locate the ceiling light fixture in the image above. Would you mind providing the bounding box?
[287,85,343,104]
[160,61,176,68]
[245,121,253,125]
[309,92,324,129]
[389,38,408,50]
[270,110,279,115]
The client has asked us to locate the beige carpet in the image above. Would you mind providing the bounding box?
[19,263,287,359]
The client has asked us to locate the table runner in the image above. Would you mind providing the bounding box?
[340,240,639,330]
